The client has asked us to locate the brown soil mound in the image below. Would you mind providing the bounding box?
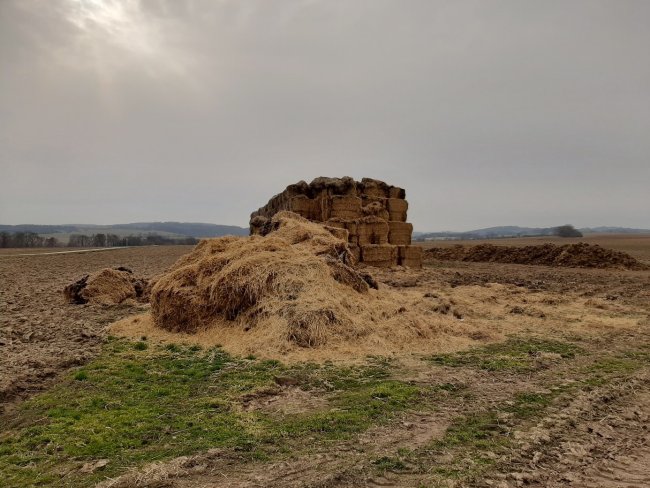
[64,267,148,305]
[150,212,373,346]
[424,242,646,269]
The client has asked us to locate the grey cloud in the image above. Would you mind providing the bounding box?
[1,0,648,230]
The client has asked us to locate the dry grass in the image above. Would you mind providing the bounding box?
[112,266,646,363]
[149,212,373,348]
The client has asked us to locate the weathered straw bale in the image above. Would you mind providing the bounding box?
[362,201,390,220]
[356,217,389,246]
[361,244,398,268]
[398,246,423,268]
[388,221,413,246]
[387,198,408,222]
[330,195,362,220]
[289,195,319,220]
[250,177,419,267]
[359,178,390,198]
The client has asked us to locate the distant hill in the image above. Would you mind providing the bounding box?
[110,222,249,238]
[580,226,650,234]
[414,225,650,241]
[0,222,249,239]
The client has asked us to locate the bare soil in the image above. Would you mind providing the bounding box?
[2,237,650,487]
[0,246,192,411]
[423,242,646,269]
[418,233,650,266]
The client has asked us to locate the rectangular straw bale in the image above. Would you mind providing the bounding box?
[324,226,349,242]
[289,195,318,219]
[361,195,387,208]
[398,245,423,268]
[344,220,358,235]
[343,221,359,245]
[387,198,408,212]
[388,221,413,245]
[361,182,389,199]
[357,219,389,246]
[330,195,362,220]
[361,244,398,267]
[387,198,408,222]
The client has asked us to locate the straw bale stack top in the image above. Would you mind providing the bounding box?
[250,177,421,268]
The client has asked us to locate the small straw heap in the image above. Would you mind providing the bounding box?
[63,267,148,305]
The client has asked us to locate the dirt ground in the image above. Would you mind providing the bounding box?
[418,233,650,266]
[1,237,650,487]
[0,246,193,411]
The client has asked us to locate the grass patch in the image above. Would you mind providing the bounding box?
[372,455,408,473]
[427,337,580,372]
[579,353,647,386]
[0,341,422,487]
[506,391,555,419]
[436,411,509,450]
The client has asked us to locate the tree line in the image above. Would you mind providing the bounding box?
[0,232,59,248]
[0,231,198,248]
[67,233,198,247]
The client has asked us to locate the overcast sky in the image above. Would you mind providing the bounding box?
[1,0,648,231]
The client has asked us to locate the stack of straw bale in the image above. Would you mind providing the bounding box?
[250,177,421,268]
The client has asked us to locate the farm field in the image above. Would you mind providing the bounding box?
[1,237,649,487]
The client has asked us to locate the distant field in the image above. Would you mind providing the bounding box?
[417,233,650,264]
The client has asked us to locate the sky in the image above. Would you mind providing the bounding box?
[1,0,649,231]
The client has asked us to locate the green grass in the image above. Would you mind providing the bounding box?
[435,411,509,450]
[372,455,408,473]
[427,337,580,372]
[506,392,555,418]
[0,340,423,487]
[579,352,648,386]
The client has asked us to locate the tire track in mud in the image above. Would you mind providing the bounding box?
[483,373,650,488]
[580,446,650,488]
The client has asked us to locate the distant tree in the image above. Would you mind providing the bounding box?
[13,232,26,247]
[125,235,142,246]
[68,234,91,247]
[44,237,59,247]
[0,231,10,248]
[106,234,120,246]
[92,233,107,247]
[554,225,583,238]
[24,232,43,247]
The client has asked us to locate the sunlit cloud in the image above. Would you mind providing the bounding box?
[61,0,191,82]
